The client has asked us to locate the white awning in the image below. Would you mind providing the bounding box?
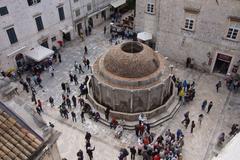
[25,46,54,62]
[110,0,126,8]
[61,26,73,34]
[212,133,240,160]
[137,32,152,41]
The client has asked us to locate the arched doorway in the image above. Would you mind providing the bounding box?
[15,53,25,69]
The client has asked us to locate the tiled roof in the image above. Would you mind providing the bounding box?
[0,109,43,160]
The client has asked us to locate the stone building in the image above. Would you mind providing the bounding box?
[0,0,74,70]
[0,101,61,160]
[88,41,174,121]
[135,0,240,75]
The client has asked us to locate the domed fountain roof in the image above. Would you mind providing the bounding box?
[103,42,160,78]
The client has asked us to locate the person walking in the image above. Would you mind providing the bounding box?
[36,107,41,116]
[207,101,213,113]
[36,75,43,88]
[86,59,90,70]
[23,82,29,93]
[216,81,222,92]
[31,92,37,105]
[77,149,84,160]
[85,132,92,143]
[72,95,77,108]
[129,146,136,160]
[201,100,207,111]
[61,82,66,92]
[198,114,204,126]
[58,53,62,63]
[86,142,95,160]
[84,46,88,54]
[73,74,78,85]
[74,61,79,71]
[66,96,71,109]
[66,83,71,94]
[78,63,84,74]
[185,117,190,129]
[105,106,111,121]
[37,99,43,112]
[49,96,54,107]
[81,111,85,123]
[71,111,77,122]
[49,65,54,77]
[190,121,195,133]
[69,71,74,82]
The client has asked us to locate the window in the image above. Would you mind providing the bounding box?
[226,24,239,40]
[75,9,80,17]
[6,27,18,44]
[0,6,8,16]
[96,14,98,19]
[51,36,56,42]
[58,7,65,21]
[35,16,44,31]
[27,0,41,6]
[184,18,195,30]
[87,3,91,11]
[146,0,155,14]
[74,0,79,2]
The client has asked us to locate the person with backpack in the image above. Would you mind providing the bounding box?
[129,146,136,160]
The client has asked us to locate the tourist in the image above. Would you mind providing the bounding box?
[58,53,62,63]
[86,142,95,160]
[78,63,84,74]
[36,75,43,88]
[66,95,71,109]
[185,117,190,129]
[49,65,54,77]
[216,81,221,92]
[37,99,43,112]
[79,97,85,107]
[61,82,66,92]
[105,106,111,121]
[71,111,77,122]
[198,114,204,126]
[85,132,92,143]
[229,124,239,136]
[72,95,77,108]
[201,100,207,111]
[49,96,54,107]
[190,121,195,133]
[77,149,84,160]
[31,92,37,105]
[66,83,71,94]
[63,107,69,119]
[81,111,85,123]
[36,107,41,116]
[129,146,136,160]
[69,71,74,82]
[74,61,78,71]
[84,46,88,54]
[110,117,118,129]
[207,101,213,113]
[86,59,90,70]
[176,129,183,140]
[73,74,78,85]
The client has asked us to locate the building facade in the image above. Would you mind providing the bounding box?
[0,0,75,70]
[135,0,240,75]
[71,0,112,36]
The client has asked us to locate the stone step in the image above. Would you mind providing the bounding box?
[97,98,181,130]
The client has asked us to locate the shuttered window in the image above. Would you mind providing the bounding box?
[6,28,18,44]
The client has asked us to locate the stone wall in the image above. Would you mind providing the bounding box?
[135,0,240,73]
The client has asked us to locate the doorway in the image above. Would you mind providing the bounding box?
[63,32,71,42]
[213,53,232,74]
[88,17,93,28]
